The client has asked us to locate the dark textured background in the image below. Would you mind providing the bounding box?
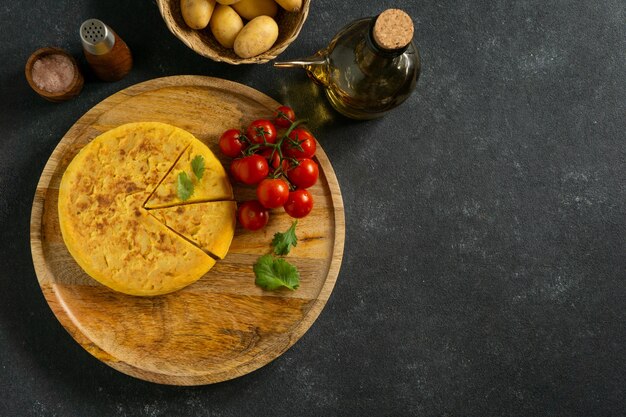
[1,1,625,416]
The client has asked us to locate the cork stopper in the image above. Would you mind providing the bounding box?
[372,9,414,50]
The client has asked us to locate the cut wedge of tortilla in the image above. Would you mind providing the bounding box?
[144,140,233,209]
[150,201,237,260]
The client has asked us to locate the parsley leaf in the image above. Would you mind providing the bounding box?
[271,220,298,255]
[253,254,300,291]
[191,155,205,180]
[177,171,194,201]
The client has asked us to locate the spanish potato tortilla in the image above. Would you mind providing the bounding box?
[58,122,234,296]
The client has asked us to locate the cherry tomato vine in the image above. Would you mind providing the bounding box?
[218,106,319,230]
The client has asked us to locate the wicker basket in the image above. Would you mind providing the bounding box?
[156,0,310,65]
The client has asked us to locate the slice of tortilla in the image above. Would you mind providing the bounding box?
[144,140,233,209]
[150,201,237,260]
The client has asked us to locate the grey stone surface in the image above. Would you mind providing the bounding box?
[1,1,624,416]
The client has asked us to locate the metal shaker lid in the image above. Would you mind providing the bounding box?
[80,19,115,55]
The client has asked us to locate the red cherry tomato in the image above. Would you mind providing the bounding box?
[229,159,242,182]
[230,155,269,185]
[284,189,314,218]
[260,148,280,169]
[283,128,316,159]
[246,119,277,144]
[260,148,289,174]
[287,158,319,189]
[238,200,269,231]
[218,129,247,157]
[256,178,290,209]
[273,105,296,128]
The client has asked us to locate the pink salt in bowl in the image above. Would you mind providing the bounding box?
[25,47,84,102]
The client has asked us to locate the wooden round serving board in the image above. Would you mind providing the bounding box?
[30,76,344,385]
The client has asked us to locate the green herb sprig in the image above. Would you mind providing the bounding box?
[176,155,206,201]
[253,255,300,291]
[271,220,298,256]
[254,221,301,291]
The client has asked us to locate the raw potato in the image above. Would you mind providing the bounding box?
[232,0,278,20]
[234,16,279,59]
[274,0,302,12]
[181,0,216,30]
[215,0,241,4]
[210,4,244,48]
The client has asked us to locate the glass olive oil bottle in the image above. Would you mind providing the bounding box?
[275,9,421,120]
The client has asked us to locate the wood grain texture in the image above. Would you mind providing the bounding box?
[83,31,133,82]
[30,76,345,385]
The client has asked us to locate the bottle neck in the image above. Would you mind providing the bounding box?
[354,19,406,76]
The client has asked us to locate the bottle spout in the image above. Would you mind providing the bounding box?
[274,55,328,86]
[273,56,326,69]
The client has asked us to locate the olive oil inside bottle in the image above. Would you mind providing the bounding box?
[276,10,420,120]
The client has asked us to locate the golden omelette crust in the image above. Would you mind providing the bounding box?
[58,122,233,296]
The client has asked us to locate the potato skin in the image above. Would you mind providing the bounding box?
[181,0,216,30]
[215,0,241,4]
[274,0,302,12]
[209,4,244,48]
[232,0,278,20]
[233,16,279,58]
